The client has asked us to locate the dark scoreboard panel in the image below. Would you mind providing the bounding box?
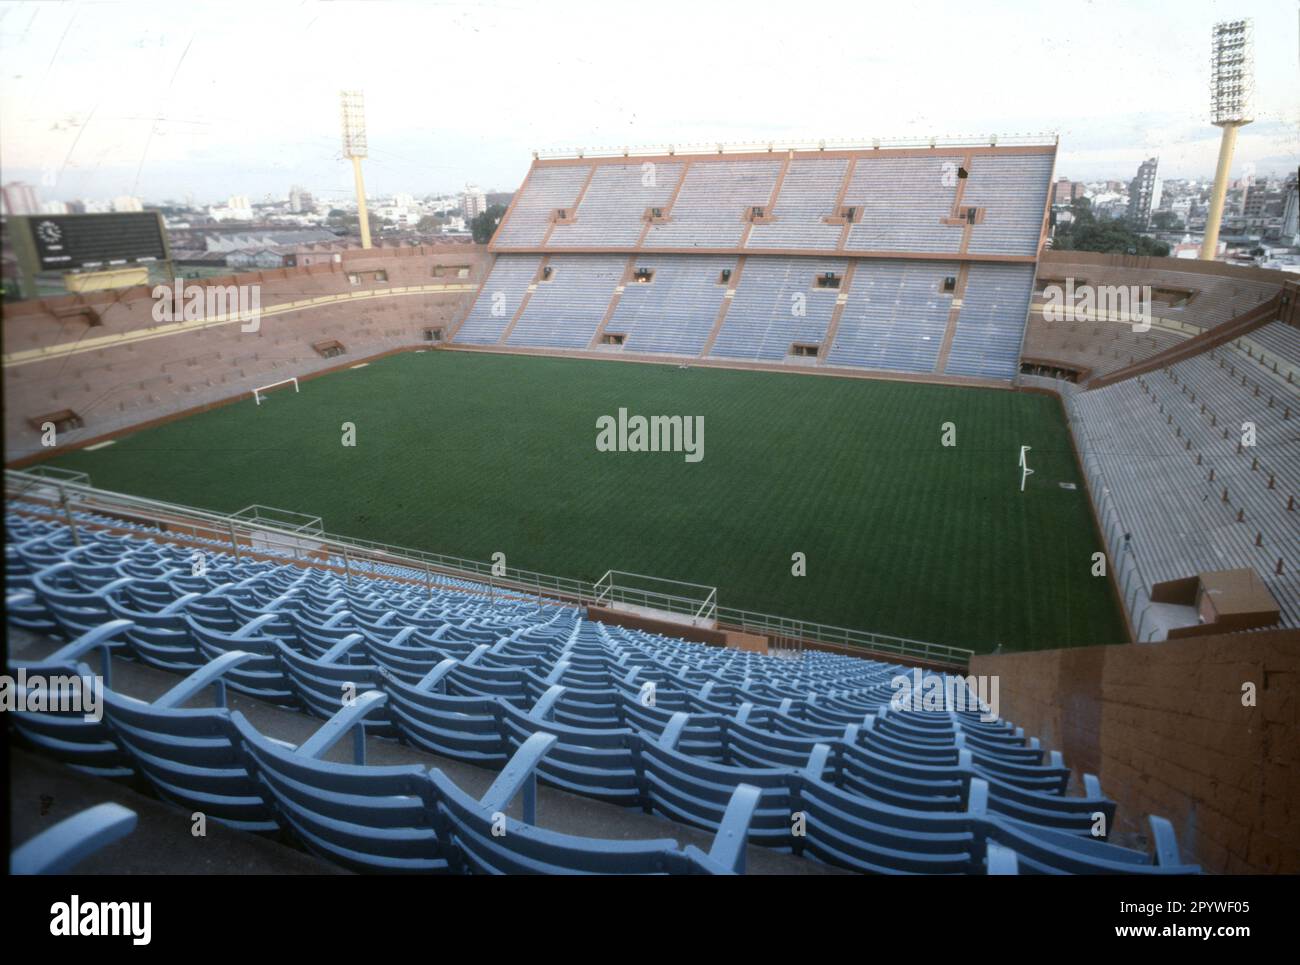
[15,212,168,271]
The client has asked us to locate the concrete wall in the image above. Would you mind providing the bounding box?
[1023,255,1288,380]
[1038,249,1295,287]
[3,245,487,462]
[973,630,1300,874]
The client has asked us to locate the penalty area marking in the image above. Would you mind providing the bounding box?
[84,440,116,451]
[253,377,299,405]
[350,363,370,369]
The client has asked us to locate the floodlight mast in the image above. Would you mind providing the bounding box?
[340,90,372,250]
[1200,19,1255,261]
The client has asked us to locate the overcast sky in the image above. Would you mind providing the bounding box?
[1,0,1296,205]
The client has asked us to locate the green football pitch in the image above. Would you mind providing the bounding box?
[48,350,1128,652]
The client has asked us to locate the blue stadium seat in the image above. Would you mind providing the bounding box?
[10,803,138,875]
[6,515,1200,876]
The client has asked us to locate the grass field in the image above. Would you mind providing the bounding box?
[48,350,1128,652]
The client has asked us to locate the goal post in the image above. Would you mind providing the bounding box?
[253,377,299,405]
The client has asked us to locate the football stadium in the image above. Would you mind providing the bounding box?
[3,2,1297,900]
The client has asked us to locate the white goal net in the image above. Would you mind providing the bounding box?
[253,377,300,405]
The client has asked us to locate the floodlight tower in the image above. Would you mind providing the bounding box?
[1200,19,1254,260]
[340,90,372,249]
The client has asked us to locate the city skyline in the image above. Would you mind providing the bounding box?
[1,0,1297,205]
[5,165,1288,215]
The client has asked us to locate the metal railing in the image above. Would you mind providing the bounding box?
[10,465,91,489]
[716,608,974,666]
[593,570,718,624]
[533,133,1059,160]
[5,470,593,608]
[5,468,972,667]
[232,504,324,535]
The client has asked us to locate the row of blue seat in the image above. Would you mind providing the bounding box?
[6,512,1198,874]
[11,623,1187,875]
[11,575,1105,837]
[456,254,1036,382]
[493,152,1053,258]
[11,629,758,874]
[10,538,1093,812]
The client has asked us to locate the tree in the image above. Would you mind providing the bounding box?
[471,204,507,244]
[1150,210,1184,231]
[1053,199,1170,257]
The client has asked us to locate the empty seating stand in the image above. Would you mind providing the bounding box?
[6,506,1199,875]
[710,258,848,361]
[842,156,963,254]
[548,161,686,248]
[507,255,627,349]
[944,264,1037,379]
[826,261,958,372]
[456,256,543,344]
[1067,336,1300,627]
[746,158,848,251]
[455,142,1056,383]
[603,256,735,356]
[4,246,485,463]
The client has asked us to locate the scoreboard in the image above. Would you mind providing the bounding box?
[12,211,169,271]
[7,211,171,297]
